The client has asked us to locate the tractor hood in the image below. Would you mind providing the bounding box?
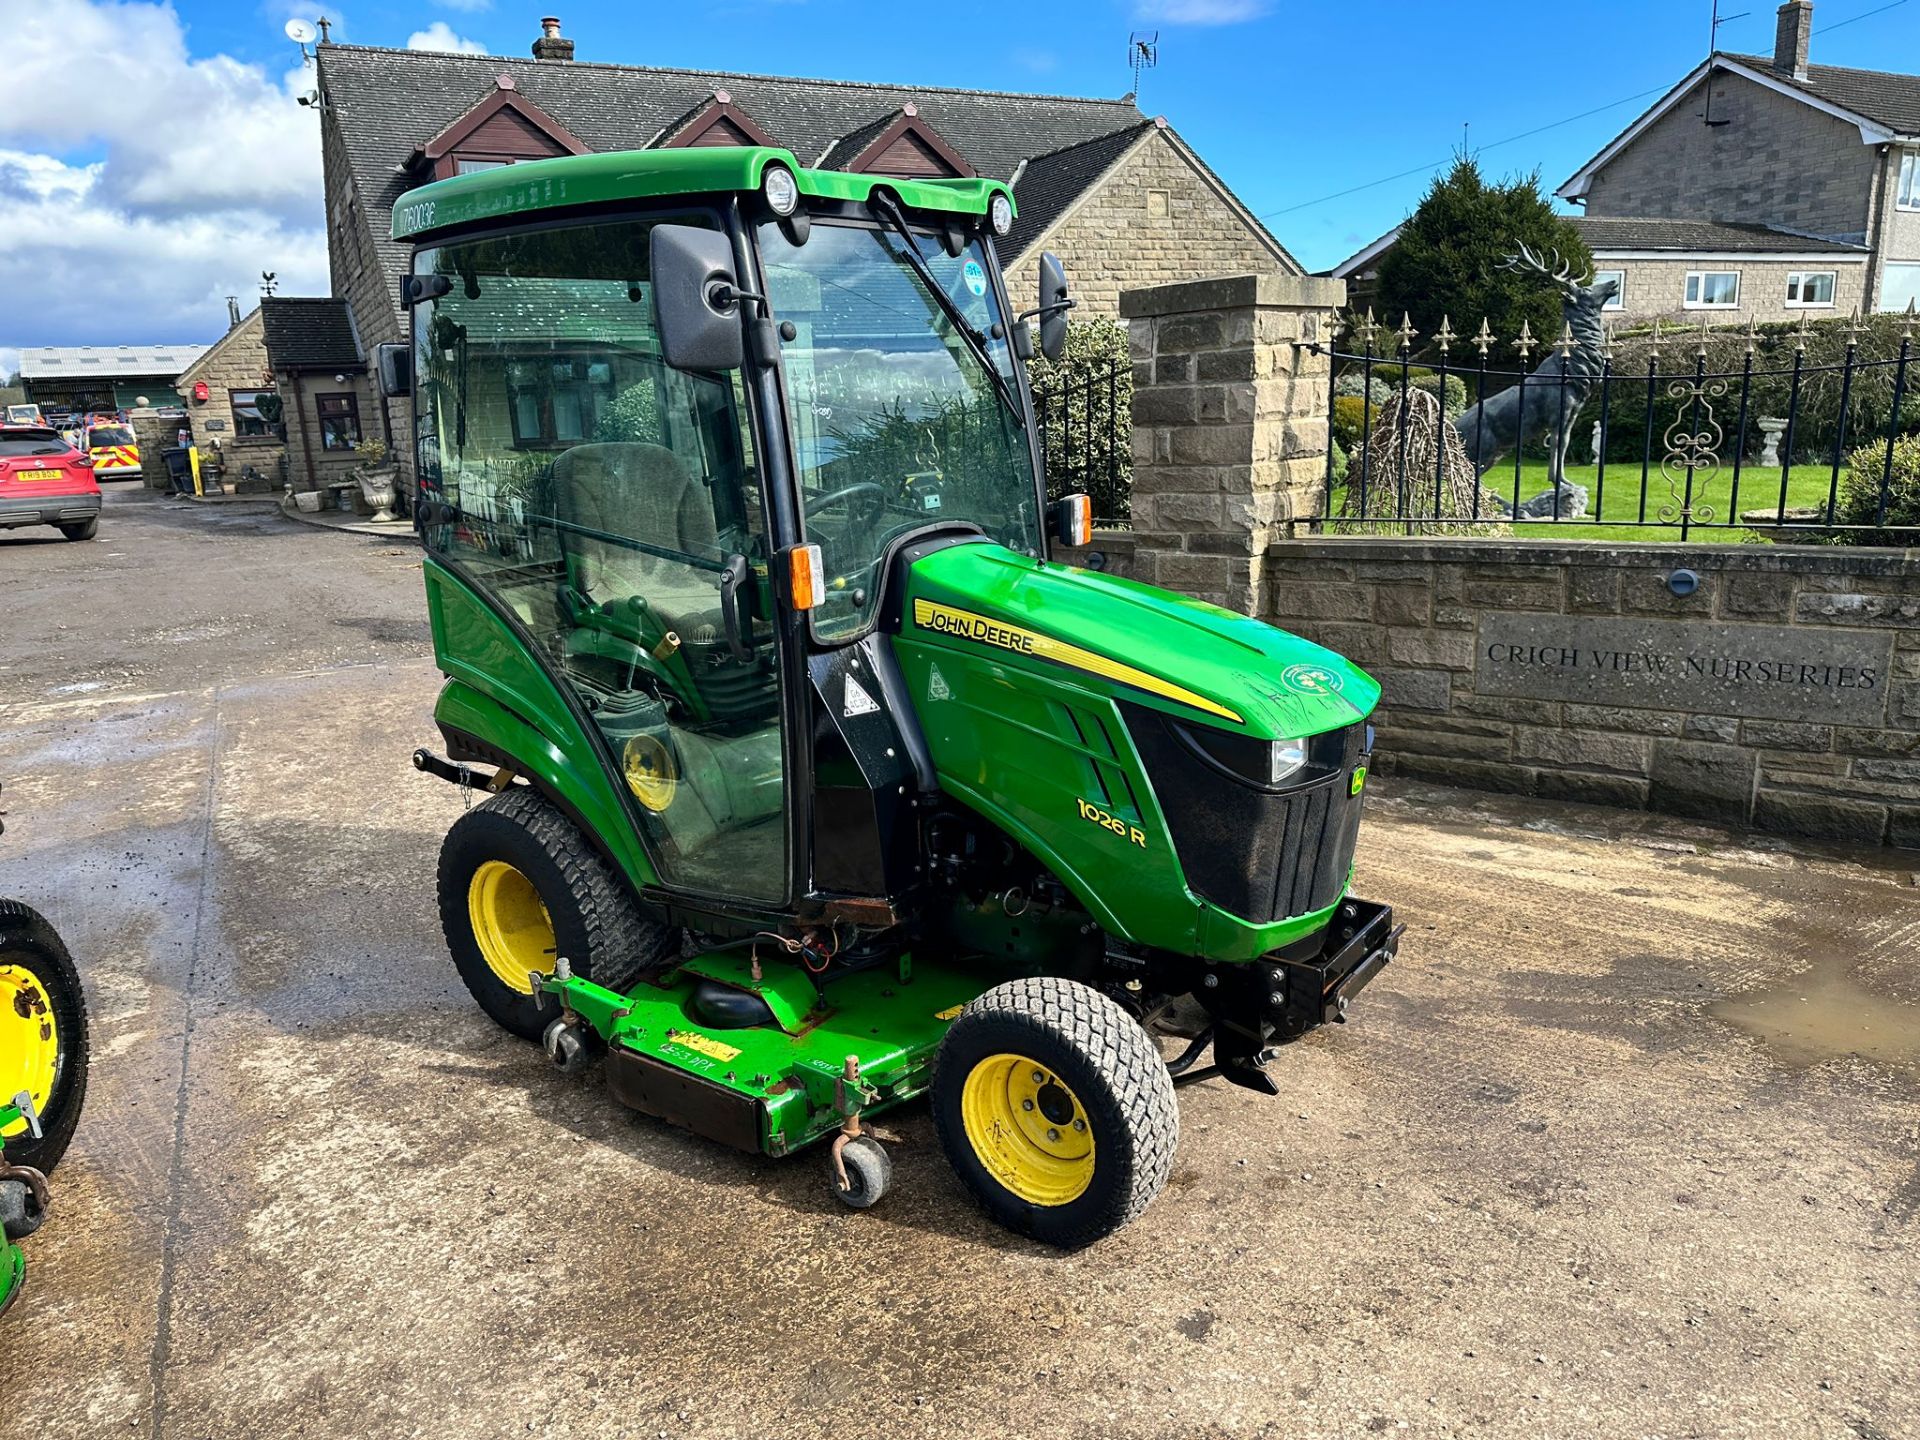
[898,541,1379,742]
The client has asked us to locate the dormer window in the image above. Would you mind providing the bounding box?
[408,79,588,184]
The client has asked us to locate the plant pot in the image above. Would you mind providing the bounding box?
[354,464,401,523]
[292,490,323,514]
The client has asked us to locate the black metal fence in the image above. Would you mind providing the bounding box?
[1315,311,1920,542]
[1033,358,1132,524]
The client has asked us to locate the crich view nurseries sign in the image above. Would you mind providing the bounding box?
[1474,614,1894,726]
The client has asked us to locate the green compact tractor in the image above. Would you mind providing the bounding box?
[0,898,90,1316]
[393,148,1398,1246]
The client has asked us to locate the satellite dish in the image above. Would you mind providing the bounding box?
[285,18,317,44]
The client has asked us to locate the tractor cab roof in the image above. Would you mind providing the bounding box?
[390,145,1015,243]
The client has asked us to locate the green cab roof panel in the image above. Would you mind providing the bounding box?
[391,146,1014,241]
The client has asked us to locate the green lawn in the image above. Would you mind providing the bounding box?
[1331,460,1850,543]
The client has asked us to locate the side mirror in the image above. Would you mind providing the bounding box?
[376,342,412,398]
[651,224,747,373]
[1038,252,1072,362]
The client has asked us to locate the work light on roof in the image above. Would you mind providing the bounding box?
[762,164,799,217]
[988,192,1013,237]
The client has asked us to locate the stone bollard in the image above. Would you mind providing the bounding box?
[1118,273,1345,615]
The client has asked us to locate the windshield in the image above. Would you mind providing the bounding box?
[88,425,134,447]
[758,219,1041,640]
[0,430,68,457]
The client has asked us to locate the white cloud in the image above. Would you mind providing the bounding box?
[406,20,488,53]
[0,0,327,354]
[1133,0,1269,23]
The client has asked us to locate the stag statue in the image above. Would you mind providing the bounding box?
[1452,246,1620,518]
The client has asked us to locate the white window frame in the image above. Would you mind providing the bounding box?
[1592,268,1626,310]
[1684,270,1741,310]
[1785,270,1837,308]
[1899,152,1920,212]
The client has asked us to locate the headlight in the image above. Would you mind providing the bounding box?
[988,192,1013,236]
[762,164,799,217]
[1174,721,1311,791]
[1268,737,1308,786]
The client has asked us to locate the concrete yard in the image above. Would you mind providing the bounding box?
[2,487,1916,1440]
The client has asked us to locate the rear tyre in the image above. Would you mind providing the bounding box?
[933,976,1178,1248]
[58,518,97,542]
[0,900,89,1175]
[437,786,675,1041]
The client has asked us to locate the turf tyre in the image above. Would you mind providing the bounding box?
[933,975,1178,1248]
[437,786,673,1041]
[832,1135,891,1210]
[0,900,89,1175]
[58,518,97,542]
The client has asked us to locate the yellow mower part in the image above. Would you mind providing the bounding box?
[959,1052,1095,1206]
[467,861,554,995]
[0,964,58,1139]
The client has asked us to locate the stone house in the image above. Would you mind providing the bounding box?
[1337,1,1920,327]
[310,19,1297,486]
[172,306,287,494]
[259,297,376,494]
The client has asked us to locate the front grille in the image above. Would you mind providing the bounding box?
[1122,704,1369,924]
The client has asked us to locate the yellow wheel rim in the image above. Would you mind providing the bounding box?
[0,965,59,1140]
[959,1053,1095,1207]
[622,734,677,813]
[467,861,555,995]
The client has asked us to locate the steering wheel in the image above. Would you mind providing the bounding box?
[806,482,890,535]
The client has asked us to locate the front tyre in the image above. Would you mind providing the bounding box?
[436,786,673,1041]
[0,900,89,1175]
[933,976,1177,1248]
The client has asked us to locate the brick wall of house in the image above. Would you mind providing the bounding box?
[1584,73,1875,239]
[280,371,377,493]
[1869,146,1920,308]
[321,106,414,492]
[172,311,287,493]
[1600,254,1869,324]
[1004,129,1294,317]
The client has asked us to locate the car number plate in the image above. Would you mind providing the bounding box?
[15,468,62,481]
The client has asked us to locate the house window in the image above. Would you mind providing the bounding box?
[1899,153,1920,211]
[506,358,615,447]
[1684,271,1741,309]
[455,157,513,175]
[1881,263,1920,313]
[1785,271,1837,308]
[316,393,361,451]
[229,388,279,437]
[1594,269,1626,310]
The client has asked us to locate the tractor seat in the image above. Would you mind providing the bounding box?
[551,442,729,639]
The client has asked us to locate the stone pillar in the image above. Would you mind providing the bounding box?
[1118,273,1344,614]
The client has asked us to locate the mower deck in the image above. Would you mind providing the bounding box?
[543,951,998,1157]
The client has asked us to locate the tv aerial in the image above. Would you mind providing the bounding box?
[1128,31,1159,96]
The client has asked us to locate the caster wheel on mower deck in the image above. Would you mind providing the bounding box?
[0,900,89,1177]
[933,976,1178,1249]
[831,1135,892,1210]
[437,787,676,1042]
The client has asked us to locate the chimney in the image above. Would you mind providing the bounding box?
[1774,0,1812,80]
[226,296,242,329]
[531,16,574,61]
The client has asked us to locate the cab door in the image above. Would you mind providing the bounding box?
[414,216,791,905]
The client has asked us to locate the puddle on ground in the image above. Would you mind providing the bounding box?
[1714,955,1920,1076]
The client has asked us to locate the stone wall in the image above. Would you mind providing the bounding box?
[320,103,414,494]
[1584,71,1875,239]
[173,310,286,493]
[279,371,376,493]
[1004,127,1296,318]
[1258,539,1920,847]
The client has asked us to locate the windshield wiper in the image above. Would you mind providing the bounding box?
[868,196,1024,430]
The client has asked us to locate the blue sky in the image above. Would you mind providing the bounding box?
[5,0,1920,370]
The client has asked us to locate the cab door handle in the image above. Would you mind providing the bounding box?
[718,553,753,662]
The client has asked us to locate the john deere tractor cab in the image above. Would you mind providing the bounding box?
[395,147,1399,1246]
